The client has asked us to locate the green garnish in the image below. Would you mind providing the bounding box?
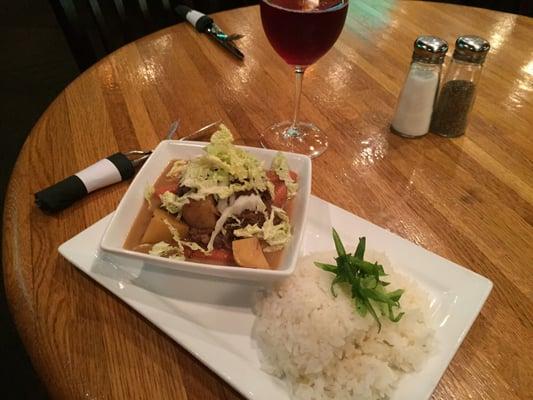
[315,229,405,332]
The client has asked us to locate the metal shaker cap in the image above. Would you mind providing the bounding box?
[412,36,448,64]
[453,36,490,64]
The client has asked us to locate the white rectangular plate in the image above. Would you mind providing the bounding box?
[59,195,492,400]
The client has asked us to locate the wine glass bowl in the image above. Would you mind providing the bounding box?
[260,0,349,157]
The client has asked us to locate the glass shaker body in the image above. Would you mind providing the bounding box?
[441,58,483,84]
[390,36,448,138]
[391,61,443,138]
[431,36,489,138]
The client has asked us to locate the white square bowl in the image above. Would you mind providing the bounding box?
[100,140,312,282]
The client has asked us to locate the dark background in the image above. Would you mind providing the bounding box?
[0,0,77,395]
[0,0,530,398]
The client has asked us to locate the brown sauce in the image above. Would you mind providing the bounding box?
[123,160,177,250]
[123,204,152,250]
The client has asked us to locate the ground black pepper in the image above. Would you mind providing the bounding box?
[431,80,477,137]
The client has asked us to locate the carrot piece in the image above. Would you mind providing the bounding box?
[188,248,235,265]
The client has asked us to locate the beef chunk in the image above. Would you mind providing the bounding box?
[214,229,235,251]
[187,226,235,251]
[187,227,212,245]
[238,210,266,227]
[181,196,218,229]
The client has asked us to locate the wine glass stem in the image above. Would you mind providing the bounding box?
[288,66,306,137]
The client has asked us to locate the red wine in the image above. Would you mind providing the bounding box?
[260,0,348,66]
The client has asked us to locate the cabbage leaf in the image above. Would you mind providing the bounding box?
[271,152,298,199]
[149,241,184,260]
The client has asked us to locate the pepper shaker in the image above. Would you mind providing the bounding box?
[391,36,448,138]
[431,36,490,137]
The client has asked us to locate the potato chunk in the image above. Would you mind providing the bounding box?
[232,238,270,269]
[141,209,189,244]
[181,196,218,229]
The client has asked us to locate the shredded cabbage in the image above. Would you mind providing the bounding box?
[144,185,154,207]
[181,241,210,254]
[207,194,266,251]
[233,206,291,252]
[162,219,210,255]
[159,191,189,214]
[233,224,263,238]
[159,190,205,214]
[153,126,294,255]
[262,206,292,251]
[179,124,268,200]
[271,152,298,199]
[162,220,185,252]
[266,180,275,200]
[159,125,272,214]
[166,159,188,178]
[149,241,184,260]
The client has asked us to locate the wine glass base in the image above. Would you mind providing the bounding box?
[259,121,328,158]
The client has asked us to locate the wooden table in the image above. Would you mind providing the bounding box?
[3,1,532,399]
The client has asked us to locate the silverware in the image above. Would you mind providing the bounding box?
[175,5,244,60]
[179,120,222,141]
[125,119,181,167]
[125,119,221,166]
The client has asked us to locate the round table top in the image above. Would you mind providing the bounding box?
[4,1,533,399]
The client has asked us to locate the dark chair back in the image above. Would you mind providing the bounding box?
[430,0,532,16]
[49,0,258,70]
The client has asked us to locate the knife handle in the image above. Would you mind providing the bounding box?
[175,5,213,32]
[35,153,135,213]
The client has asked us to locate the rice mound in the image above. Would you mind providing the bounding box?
[252,250,435,400]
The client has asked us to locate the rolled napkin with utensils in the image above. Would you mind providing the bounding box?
[35,120,220,213]
[175,5,244,60]
[34,151,147,213]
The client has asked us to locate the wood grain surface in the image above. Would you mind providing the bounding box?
[3,1,533,399]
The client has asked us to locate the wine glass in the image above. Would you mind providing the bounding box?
[260,0,349,158]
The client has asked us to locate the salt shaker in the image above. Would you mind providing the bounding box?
[431,36,490,137]
[391,36,448,138]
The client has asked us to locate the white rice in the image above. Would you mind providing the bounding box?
[252,250,435,400]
